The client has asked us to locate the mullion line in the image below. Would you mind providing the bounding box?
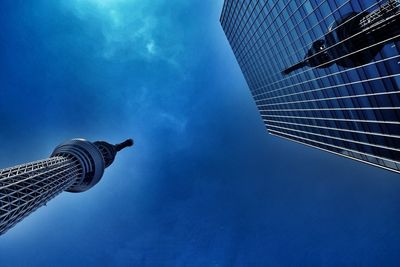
[272,0,386,70]
[225,0,247,41]
[219,0,229,24]
[239,0,333,67]
[254,31,400,101]
[264,118,400,139]
[234,0,287,61]
[234,0,281,61]
[222,0,241,40]
[262,106,400,112]
[220,0,233,30]
[228,0,254,50]
[236,0,294,61]
[259,91,400,108]
[251,11,400,93]
[261,113,400,125]
[231,0,262,55]
[266,123,400,153]
[268,128,400,162]
[264,2,327,121]
[242,0,383,76]
[256,73,399,103]
[254,54,400,101]
[269,132,400,173]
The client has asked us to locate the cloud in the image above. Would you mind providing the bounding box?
[158,111,187,134]
[63,0,182,63]
[146,40,156,55]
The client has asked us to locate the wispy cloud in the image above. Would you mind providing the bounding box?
[158,111,187,134]
[60,0,193,143]
[146,40,156,55]
[63,0,183,64]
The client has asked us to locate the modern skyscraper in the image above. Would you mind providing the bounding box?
[220,0,400,173]
[0,138,133,235]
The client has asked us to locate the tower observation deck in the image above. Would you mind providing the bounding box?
[0,138,133,235]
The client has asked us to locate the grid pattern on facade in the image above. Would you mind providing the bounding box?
[0,156,82,234]
[221,0,400,173]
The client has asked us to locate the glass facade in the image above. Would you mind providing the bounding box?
[221,0,400,173]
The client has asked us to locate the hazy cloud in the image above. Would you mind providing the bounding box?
[63,0,183,63]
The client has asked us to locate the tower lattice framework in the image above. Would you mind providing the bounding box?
[0,138,133,235]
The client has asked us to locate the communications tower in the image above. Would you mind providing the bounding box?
[0,138,133,235]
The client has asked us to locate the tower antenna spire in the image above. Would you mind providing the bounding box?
[115,139,134,152]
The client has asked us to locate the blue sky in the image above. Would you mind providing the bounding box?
[0,0,400,266]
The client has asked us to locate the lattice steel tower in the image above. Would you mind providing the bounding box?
[0,138,133,235]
